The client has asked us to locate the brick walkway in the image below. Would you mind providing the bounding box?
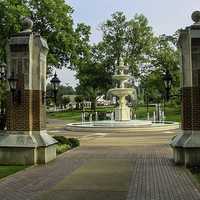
[0,127,200,200]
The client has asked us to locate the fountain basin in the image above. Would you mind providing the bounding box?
[65,120,179,133]
[113,74,131,81]
[108,88,134,97]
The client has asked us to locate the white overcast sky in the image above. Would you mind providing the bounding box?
[55,0,199,88]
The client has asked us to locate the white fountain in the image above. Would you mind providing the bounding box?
[108,58,135,121]
[65,58,178,133]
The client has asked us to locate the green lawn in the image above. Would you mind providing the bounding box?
[48,110,82,123]
[135,105,181,122]
[0,165,28,179]
[48,105,181,122]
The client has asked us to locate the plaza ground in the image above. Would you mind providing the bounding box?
[0,119,199,200]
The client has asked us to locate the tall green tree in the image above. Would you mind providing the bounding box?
[140,34,180,104]
[100,12,156,77]
[0,0,89,72]
[0,0,91,112]
[75,45,113,111]
[75,12,157,110]
[0,0,29,61]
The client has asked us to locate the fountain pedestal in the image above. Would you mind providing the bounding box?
[115,106,130,121]
[115,96,131,121]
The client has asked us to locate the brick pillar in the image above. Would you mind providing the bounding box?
[191,39,200,131]
[182,87,192,130]
[171,11,200,167]
[0,18,57,165]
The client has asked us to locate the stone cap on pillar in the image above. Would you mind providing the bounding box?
[188,11,200,30]
[191,11,200,26]
[21,17,33,33]
[178,11,200,47]
[10,17,48,50]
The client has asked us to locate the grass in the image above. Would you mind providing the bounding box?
[135,105,181,122]
[189,167,200,186]
[47,107,115,123]
[48,110,81,123]
[47,104,181,123]
[165,106,181,122]
[0,165,28,179]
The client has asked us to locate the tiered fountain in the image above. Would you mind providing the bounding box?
[65,58,178,133]
[108,58,135,121]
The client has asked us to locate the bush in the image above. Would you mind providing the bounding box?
[56,144,70,155]
[68,138,80,148]
[53,136,69,144]
[53,136,80,153]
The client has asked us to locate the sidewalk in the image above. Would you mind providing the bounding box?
[0,126,200,200]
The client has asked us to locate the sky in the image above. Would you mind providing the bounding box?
[56,0,200,88]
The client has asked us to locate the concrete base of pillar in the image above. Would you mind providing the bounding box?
[172,147,185,165]
[0,131,57,165]
[184,148,200,167]
[171,132,200,167]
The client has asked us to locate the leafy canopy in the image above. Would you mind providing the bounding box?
[0,0,89,73]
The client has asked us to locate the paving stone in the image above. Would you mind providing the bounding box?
[0,126,199,200]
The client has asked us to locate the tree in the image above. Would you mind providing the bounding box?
[74,95,84,110]
[62,96,70,108]
[100,12,156,77]
[46,83,75,107]
[140,34,180,104]
[101,12,128,68]
[74,12,156,110]
[0,0,89,72]
[152,34,180,98]
[0,0,91,113]
[75,43,113,111]
[0,0,29,61]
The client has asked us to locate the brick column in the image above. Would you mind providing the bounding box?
[182,87,192,130]
[0,18,57,165]
[171,11,200,167]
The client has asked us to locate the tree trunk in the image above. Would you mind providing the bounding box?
[91,98,96,111]
[76,103,80,110]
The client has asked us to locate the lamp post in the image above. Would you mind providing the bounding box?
[163,69,172,117]
[50,72,61,106]
[7,72,18,103]
[0,63,6,81]
[0,62,7,129]
[1,62,21,104]
[144,89,149,120]
[163,69,172,101]
[0,62,6,115]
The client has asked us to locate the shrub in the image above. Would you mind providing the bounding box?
[68,138,80,148]
[56,144,70,155]
[53,136,80,153]
[53,136,69,144]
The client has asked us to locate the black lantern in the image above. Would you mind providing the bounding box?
[7,72,19,103]
[8,72,17,92]
[163,69,172,101]
[50,72,61,105]
[0,62,6,81]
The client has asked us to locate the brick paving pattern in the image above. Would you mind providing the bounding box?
[0,126,200,200]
